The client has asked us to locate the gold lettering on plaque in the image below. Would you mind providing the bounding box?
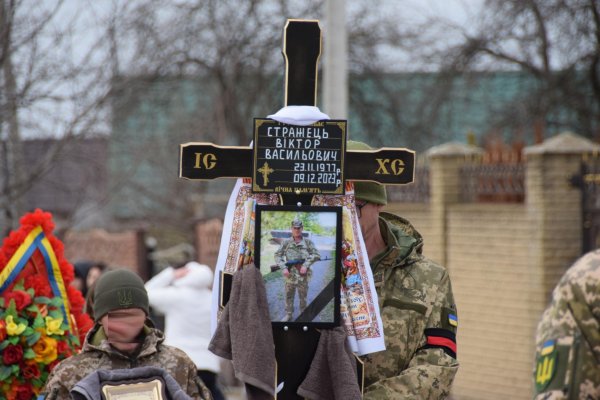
[375,158,405,175]
[194,153,217,170]
[375,158,390,175]
[390,159,405,175]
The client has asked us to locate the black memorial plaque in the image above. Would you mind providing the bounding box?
[252,118,346,195]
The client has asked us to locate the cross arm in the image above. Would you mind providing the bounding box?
[179,143,414,185]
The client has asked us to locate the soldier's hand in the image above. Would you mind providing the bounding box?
[283,268,290,278]
[300,266,308,275]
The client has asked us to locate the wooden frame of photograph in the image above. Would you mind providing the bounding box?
[255,204,341,328]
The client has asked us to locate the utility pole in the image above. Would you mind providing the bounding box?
[323,0,348,120]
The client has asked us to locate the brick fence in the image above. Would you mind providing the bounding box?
[386,131,599,399]
[63,228,149,279]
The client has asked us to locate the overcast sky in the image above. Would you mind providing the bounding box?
[15,0,486,139]
[408,0,484,25]
[68,0,486,54]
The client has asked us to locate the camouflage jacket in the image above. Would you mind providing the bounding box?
[362,212,459,399]
[275,237,321,284]
[41,323,212,400]
[533,249,600,399]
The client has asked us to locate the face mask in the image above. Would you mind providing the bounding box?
[102,309,146,351]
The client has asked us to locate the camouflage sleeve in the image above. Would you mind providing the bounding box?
[304,239,320,267]
[179,355,213,400]
[532,250,600,399]
[274,240,288,268]
[364,269,459,399]
[194,375,214,400]
[40,363,71,400]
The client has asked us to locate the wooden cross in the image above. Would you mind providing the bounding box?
[180,140,415,186]
[180,19,415,400]
[179,21,415,189]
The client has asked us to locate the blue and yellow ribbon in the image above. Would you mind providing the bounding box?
[0,226,43,295]
[0,226,74,333]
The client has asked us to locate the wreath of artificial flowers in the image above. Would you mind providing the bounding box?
[0,209,93,399]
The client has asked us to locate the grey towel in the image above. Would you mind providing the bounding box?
[297,326,362,400]
[70,366,192,400]
[209,264,275,399]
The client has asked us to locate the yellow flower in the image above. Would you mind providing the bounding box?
[33,334,58,364]
[5,315,26,336]
[45,316,64,336]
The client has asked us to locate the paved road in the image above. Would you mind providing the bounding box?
[264,249,335,322]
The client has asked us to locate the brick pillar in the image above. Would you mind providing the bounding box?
[524,132,600,303]
[195,218,223,270]
[426,142,483,266]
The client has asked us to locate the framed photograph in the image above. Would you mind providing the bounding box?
[101,378,166,400]
[255,205,341,328]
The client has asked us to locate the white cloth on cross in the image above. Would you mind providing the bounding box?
[267,106,330,126]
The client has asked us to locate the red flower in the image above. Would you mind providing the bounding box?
[56,340,72,357]
[22,362,41,380]
[0,320,6,342]
[1,230,27,260]
[75,313,94,343]
[20,208,55,233]
[58,258,74,285]
[3,290,32,312]
[13,383,34,400]
[3,344,24,364]
[24,275,52,298]
[67,285,85,313]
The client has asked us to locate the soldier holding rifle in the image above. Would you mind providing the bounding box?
[274,217,321,322]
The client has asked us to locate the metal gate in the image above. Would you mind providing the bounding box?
[571,158,600,254]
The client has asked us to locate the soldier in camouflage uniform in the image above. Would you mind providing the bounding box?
[275,217,321,321]
[41,269,212,400]
[350,140,459,399]
[533,249,600,399]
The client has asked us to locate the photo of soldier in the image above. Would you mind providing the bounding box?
[275,217,321,321]
[255,207,341,326]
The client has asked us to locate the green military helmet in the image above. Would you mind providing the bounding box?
[292,217,303,228]
[347,140,388,205]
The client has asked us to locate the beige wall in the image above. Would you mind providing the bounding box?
[383,133,598,399]
[385,202,538,398]
[448,204,536,398]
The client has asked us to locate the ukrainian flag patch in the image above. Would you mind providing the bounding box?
[540,339,555,356]
[535,339,557,392]
[448,313,458,327]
